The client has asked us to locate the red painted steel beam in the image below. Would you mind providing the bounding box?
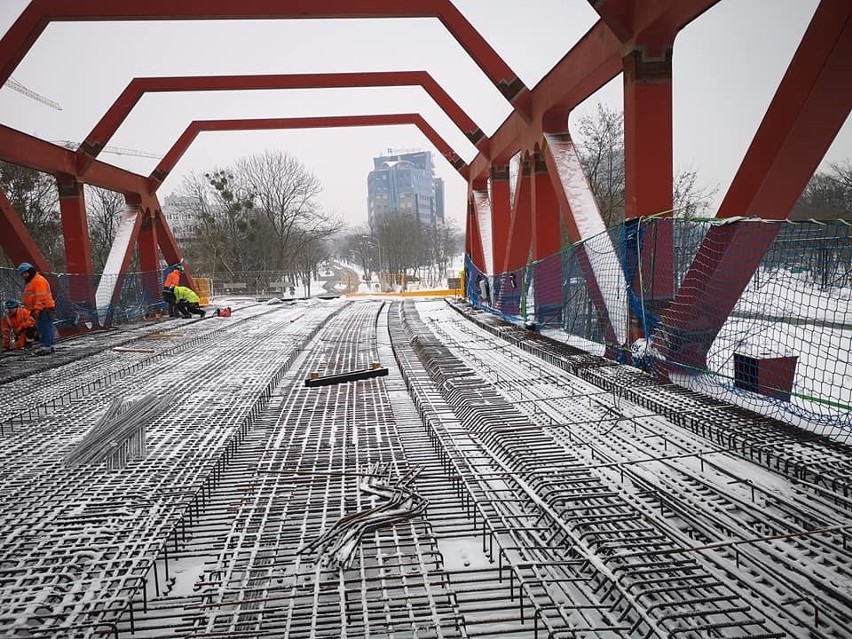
[623,49,673,221]
[79,71,489,174]
[56,178,94,276]
[530,151,561,262]
[0,125,151,195]
[0,187,52,272]
[589,0,635,43]
[465,196,485,273]
[56,176,96,307]
[149,114,469,190]
[137,208,161,305]
[502,155,533,273]
[469,0,720,180]
[659,0,852,371]
[0,0,529,114]
[530,151,563,325]
[489,165,511,277]
[137,213,158,272]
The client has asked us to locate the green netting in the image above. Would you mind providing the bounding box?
[466,218,852,442]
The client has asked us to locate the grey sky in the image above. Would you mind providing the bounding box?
[1,0,849,229]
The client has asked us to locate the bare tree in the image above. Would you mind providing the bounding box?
[792,161,852,221]
[0,161,62,267]
[575,104,721,228]
[575,104,625,228]
[204,170,264,275]
[673,170,717,219]
[335,228,374,279]
[234,150,340,270]
[85,186,125,271]
[293,232,332,297]
[374,215,421,288]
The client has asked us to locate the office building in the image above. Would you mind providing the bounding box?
[367,150,445,227]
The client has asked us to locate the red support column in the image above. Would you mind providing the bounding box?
[623,48,674,303]
[0,187,51,273]
[490,164,511,273]
[56,176,96,308]
[138,208,160,308]
[531,152,562,261]
[531,151,563,326]
[660,0,852,370]
[465,196,485,274]
[503,154,533,273]
[488,163,521,315]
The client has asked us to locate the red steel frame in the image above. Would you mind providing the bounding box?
[149,114,468,190]
[77,71,489,175]
[0,0,848,373]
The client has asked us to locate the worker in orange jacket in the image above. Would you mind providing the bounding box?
[2,299,37,351]
[17,262,56,355]
[163,263,183,317]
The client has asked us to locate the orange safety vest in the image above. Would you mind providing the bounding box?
[22,273,55,312]
[2,307,36,349]
[164,270,181,288]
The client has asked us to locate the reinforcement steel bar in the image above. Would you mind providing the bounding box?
[3,297,850,638]
[0,300,345,636]
[395,299,852,638]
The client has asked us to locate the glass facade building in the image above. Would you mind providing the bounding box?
[367,150,445,227]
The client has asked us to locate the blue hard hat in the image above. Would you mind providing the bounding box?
[16,262,33,275]
[4,299,20,310]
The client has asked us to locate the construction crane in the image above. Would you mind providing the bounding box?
[4,76,62,110]
[53,140,160,160]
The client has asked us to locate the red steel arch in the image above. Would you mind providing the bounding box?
[78,71,489,176]
[148,114,469,189]
[0,0,530,113]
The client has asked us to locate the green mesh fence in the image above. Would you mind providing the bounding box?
[467,218,852,442]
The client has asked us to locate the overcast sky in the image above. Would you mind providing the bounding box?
[1,0,849,229]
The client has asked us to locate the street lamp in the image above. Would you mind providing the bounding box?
[361,235,384,291]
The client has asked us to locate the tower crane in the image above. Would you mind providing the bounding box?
[4,76,62,110]
[4,79,160,159]
[53,140,161,160]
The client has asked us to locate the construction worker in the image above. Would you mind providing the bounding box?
[18,262,56,355]
[2,299,37,351]
[170,285,206,318]
[162,264,183,317]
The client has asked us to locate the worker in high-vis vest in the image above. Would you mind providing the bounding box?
[17,262,56,355]
[163,264,184,317]
[170,285,206,319]
[2,299,37,351]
